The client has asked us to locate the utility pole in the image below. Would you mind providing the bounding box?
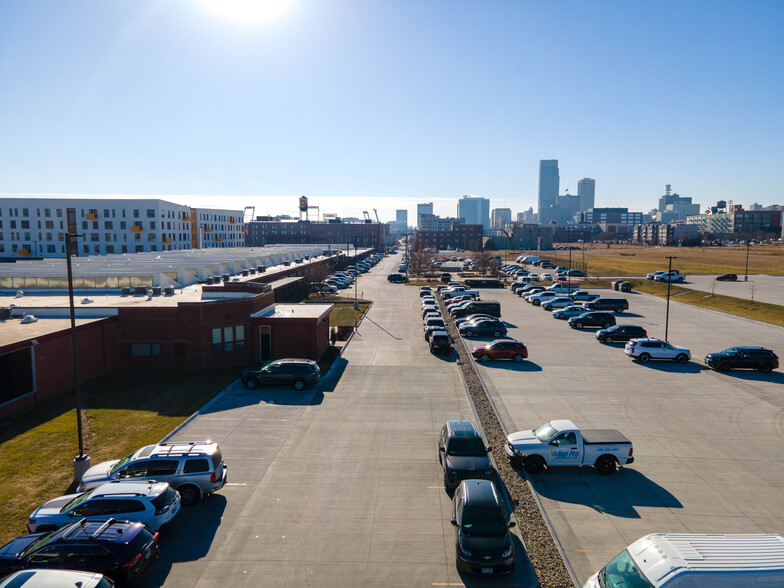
[744,239,750,281]
[664,256,677,341]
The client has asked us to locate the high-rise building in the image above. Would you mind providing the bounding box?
[396,209,408,224]
[577,178,595,212]
[538,160,559,216]
[491,208,512,229]
[457,195,490,232]
[416,202,433,228]
[517,207,535,223]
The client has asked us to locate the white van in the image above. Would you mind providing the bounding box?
[584,533,784,588]
[520,255,540,263]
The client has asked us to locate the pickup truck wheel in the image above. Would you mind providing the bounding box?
[524,455,545,475]
[604,336,613,344]
[595,455,618,476]
[616,307,624,313]
[513,354,524,362]
[245,379,258,390]
[759,363,774,373]
[638,353,651,363]
[676,354,689,363]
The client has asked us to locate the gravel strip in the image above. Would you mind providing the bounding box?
[439,296,575,588]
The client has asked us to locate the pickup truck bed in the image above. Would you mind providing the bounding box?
[582,429,631,444]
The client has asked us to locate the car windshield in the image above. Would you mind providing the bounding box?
[598,549,654,588]
[461,506,507,536]
[534,422,559,442]
[721,347,740,355]
[447,437,487,457]
[109,454,134,475]
[60,489,94,513]
[20,526,70,557]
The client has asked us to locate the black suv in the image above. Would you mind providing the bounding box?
[429,331,452,355]
[0,519,159,585]
[568,312,616,330]
[583,298,629,313]
[451,480,515,575]
[241,359,321,390]
[705,347,779,373]
[438,420,493,490]
[595,325,648,344]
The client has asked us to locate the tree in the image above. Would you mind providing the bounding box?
[471,250,493,276]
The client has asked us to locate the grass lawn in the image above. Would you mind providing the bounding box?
[0,367,238,545]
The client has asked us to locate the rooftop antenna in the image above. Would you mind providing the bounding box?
[665,184,672,196]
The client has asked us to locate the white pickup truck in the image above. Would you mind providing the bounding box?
[506,419,634,475]
[441,287,479,300]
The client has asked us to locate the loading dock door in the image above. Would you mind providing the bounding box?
[259,326,271,362]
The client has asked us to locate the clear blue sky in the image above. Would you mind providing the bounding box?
[1,0,782,222]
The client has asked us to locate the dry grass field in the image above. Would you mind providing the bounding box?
[506,244,784,276]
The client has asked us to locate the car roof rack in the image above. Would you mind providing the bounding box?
[90,518,117,539]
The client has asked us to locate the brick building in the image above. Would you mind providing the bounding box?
[246,220,388,249]
[413,224,483,250]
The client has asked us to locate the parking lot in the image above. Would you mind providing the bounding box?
[686,273,784,306]
[468,285,784,583]
[146,253,537,587]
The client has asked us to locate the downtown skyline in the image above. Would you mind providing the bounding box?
[2,1,783,222]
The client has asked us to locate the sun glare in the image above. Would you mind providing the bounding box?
[201,0,293,23]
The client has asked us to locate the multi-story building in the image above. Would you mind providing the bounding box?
[634,223,699,246]
[577,178,595,213]
[581,207,643,226]
[495,224,554,250]
[685,206,781,237]
[416,203,434,228]
[0,198,244,259]
[395,209,408,224]
[419,214,464,231]
[538,160,559,216]
[245,219,389,249]
[491,208,512,229]
[413,224,483,251]
[457,195,490,232]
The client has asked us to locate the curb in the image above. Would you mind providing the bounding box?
[159,381,239,443]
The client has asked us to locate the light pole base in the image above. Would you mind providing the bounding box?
[744,276,748,281]
[73,454,91,484]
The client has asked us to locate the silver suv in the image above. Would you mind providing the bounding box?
[78,441,227,506]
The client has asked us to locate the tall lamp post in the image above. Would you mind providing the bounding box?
[578,239,585,273]
[664,256,677,342]
[353,237,359,310]
[567,246,573,294]
[65,231,90,482]
[744,239,750,282]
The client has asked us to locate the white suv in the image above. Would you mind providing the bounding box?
[526,291,558,306]
[625,338,691,363]
[28,480,180,533]
[78,440,227,506]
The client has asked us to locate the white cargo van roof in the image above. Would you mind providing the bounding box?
[632,533,784,585]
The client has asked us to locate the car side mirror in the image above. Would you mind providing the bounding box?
[450,519,457,526]
[439,446,445,452]
[486,446,492,452]
[550,440,558,446]
[508,521,516,528]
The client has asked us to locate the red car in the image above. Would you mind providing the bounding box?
[471,339,528,363]
[715,273,738,281]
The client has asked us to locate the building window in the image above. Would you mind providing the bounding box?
[106,245,114,253]
[131,343,161,357]
[212,325,245,352]
[120,221,126,230]
[56,209,63,217]
[150,221,156,229]
[133,209,140,218]
[147,209,155,218]
[147,233,156,242]
[104,221,113,229]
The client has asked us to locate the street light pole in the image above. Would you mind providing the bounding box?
[664,255,677,342]
[567,246,573,294]
[353,238,359,310]
[65,231,90,482]
[744,239,750,281]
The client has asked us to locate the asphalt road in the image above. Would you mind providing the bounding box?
[685,274,784,306]
[145,253,538,587]
[466,286,784,584]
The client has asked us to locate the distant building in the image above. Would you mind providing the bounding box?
[577,178,595,213]
[416,203,433,228]
[538,160,559,216]
[0,197,244,260]
[457,195,490,232]
[491,208,512,229]
[551,224,594,243]
[517,207,535,224]
[632,223,699,246]
[493,224,553,250]
[581,208,643,226]
[246,220,389,249]
[655,186,700,222]
[419,214,465,231]
[686,206,782,237]
[395,209,408,224]
[414,223,483,251]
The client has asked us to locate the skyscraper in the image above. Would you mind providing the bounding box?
[396,209,408,225]
[416,202,433,228]
[491,208,512,229]
[538,160,559,216]
[457,195,490,232]
[577,178,595,212]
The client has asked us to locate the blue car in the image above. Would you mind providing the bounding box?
[459,319,508,338]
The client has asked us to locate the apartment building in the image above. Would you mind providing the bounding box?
[0,198,245,259]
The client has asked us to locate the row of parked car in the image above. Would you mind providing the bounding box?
[318,253,385,292]
[0,441,228,585]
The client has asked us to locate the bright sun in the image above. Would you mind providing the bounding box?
[201,0,293,23]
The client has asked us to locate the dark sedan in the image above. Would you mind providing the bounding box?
[567,312,616,330]
[595,325,648,344]
[459,319,507,338]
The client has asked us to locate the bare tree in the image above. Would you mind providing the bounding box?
[471,250,493,276]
